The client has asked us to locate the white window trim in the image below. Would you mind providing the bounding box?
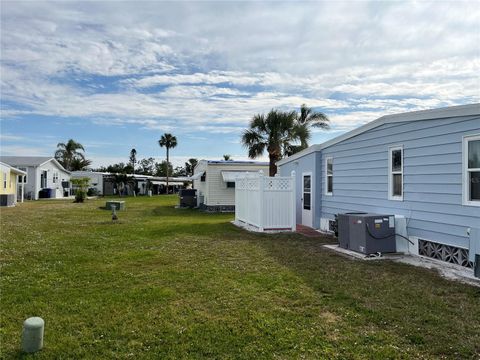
[325,156,333,196]
[388,145,403,201]
[3,172,7,189]
[462,134,480,207]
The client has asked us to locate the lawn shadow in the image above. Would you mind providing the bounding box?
[245,232,480,357]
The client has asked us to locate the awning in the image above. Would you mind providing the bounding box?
[221,171,248,182]
[190,171,204,181]
[150,181,166,185]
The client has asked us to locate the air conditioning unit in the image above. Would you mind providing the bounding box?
[179,189,197,208]
[337,213,396,255]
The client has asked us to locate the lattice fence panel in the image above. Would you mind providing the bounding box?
[264,177,292,191]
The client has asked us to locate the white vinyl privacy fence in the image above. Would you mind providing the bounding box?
[235,171,296,232]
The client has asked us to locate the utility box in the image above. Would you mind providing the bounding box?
[337,212,368,249]
[0,194,15,207]
[337,213,396,255]
[179,189,197,208]
[106,201,125,211]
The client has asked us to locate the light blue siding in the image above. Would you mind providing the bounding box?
[319,115,480,249]
[278,152,320,228]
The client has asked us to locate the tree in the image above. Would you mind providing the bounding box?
[55,139,90,171]
[173,166,187,177]
[70,157,92,171]
[129,148,137,174]
[296,104,329,149]
[155,160,174,177]
[138,157,156,175]
[241,109,306,176]
[96,162,133,174]
[184,158,198,177]
[158,133,177,192]
[223,154,232,161]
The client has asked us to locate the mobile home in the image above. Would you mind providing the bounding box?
[192,160,269,211]
[278,104,480,269]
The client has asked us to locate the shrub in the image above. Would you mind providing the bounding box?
[71,178,90,203]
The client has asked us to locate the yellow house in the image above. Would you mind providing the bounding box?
[0,161,26,206]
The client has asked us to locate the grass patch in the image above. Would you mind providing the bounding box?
[1,196,479,359]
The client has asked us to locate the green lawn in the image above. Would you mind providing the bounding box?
[1,196,479,359]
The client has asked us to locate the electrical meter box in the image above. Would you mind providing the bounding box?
[337,213,396,254]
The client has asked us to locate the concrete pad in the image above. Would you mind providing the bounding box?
[323,244,479,287]
[231,220,294,234]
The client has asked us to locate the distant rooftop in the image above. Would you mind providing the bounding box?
[0,156,54,166]
[204,160,269,165]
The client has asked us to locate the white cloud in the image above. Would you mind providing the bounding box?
[0,0,479,159]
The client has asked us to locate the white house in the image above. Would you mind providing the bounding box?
[0,156,71,200]
[191,160,269,211]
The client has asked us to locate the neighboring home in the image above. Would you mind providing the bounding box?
[148,176,191,195]
[0,162,27,206]
[278,103,480,270]
[71,171,191,195]
[0,156,71,200]
[191,160,269,211]
[71,171,111,195]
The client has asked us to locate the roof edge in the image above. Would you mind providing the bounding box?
[0,161,27,175]
[277,103,480,166]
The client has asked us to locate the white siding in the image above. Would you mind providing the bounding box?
[193,161,208,206]
[206,164,269,206]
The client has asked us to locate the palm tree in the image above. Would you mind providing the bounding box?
[129,148,137,175]
[158,133,177,192]
[296,104,330,148]
[223,154,232,161]
[70,157,92,171]
[242,109,306,176]
[185,158,198,176]
[55,139,87,171]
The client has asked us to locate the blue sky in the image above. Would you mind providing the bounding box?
[1,1,479,167]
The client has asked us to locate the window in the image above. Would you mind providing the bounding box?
[18,168,27,184]
[3,172,7,189]
[201,172,206,182]
[325,157,333,195]
[226,182,235,188]
[53,171,59,183]
[303,174,311,210]
[389,146,403,201]
[40,170,47,188]
[463,134,480,206]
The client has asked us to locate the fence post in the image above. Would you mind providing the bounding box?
[243,171,251,224]
[258,171,264,232]
[291,170,296,232]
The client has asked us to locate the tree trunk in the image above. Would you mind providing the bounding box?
[166,148,169,194]
[268,152,278,176]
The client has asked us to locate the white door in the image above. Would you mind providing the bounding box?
[301,172,313,227]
